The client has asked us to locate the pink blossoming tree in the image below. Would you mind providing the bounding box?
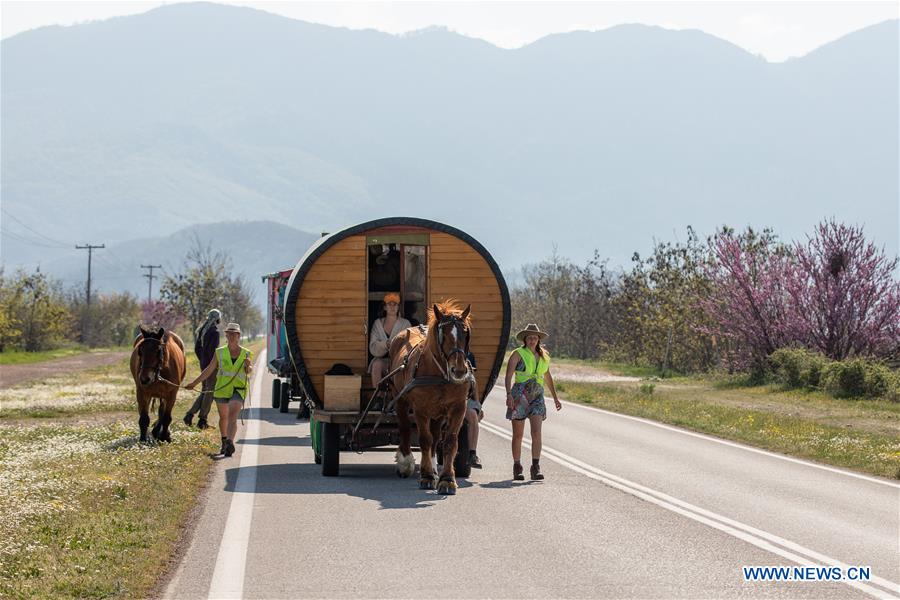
[140,299,185,331]
[700,227,797,371]
[788,220,899,360]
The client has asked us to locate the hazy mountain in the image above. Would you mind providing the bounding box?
[2,3,897,276]
[35,221,319,305]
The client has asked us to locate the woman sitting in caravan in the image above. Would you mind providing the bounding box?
[369,292,411,385]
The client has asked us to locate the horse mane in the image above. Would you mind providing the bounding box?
[425,300,471,357]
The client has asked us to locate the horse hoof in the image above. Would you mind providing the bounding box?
[437,481,457,495]
[419,476,436,490]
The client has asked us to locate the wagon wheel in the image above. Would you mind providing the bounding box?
[322,422,340,476]
[279,382,291,413]
[454,419,471,478]
[271,379,281,409]
[311,418,322,464]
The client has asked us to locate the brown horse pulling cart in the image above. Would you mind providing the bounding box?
[280,217,510,486]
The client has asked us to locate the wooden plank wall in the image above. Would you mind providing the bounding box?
[295,235,367,401]
[429,233,504,399]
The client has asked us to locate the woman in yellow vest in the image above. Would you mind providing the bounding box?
[504,324,561,480]
[186,322,253,457]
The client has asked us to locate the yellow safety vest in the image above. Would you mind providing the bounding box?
[514,346,550,386]
[214,345,249,399]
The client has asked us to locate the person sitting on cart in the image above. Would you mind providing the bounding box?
[368,292,411,387]
[465,351,484,468]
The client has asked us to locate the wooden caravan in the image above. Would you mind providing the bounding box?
[281,217,511,475]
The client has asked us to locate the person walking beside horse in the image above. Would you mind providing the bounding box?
[183,308,221,429]
[186,322,253,457]
[504,324,561,481]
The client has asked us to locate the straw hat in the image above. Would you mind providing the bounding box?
[383,292,400,304]
[515,323,548,344]
[224,322,242,334]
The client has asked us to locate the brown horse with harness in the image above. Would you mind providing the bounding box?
[389,300,473,495]
[130,326,186,442]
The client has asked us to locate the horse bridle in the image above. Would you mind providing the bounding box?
[139,338,165,384]
[433,315,471,381]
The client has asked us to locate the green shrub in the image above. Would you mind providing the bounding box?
[821,358,900,400]
[769,348,830,389]
[639,383,655,395]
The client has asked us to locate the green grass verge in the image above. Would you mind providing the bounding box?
[0,348,86,365]
[0,360,136,420]
[553,357,682,379]
[1,338,264,420]
[0,420,218,599]
[555,380,900,480]
[0,336,267,597]
[0,346,132,365]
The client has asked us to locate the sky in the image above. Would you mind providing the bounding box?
[1,1,897,62]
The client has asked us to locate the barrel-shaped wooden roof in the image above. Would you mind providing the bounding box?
[283,217,511,406]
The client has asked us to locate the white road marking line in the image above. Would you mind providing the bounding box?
[207,350,266,600]
[480,420,900,599]
[491,384,899,488]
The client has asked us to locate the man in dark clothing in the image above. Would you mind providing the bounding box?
[183,308,221,429]
[465,351,483,468]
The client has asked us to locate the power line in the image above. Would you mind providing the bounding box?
[1,227,69,249]
[1,208,71,248]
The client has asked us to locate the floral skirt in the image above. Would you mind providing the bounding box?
[506,381,546,421]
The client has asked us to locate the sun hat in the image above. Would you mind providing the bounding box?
[383,292,400,304]
[515,323,549,344]
[224,322,242,334]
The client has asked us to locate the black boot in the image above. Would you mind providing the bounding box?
[219,437,228,455]
[197,417,208,430]
[530,461,544,480]
[513,462,524,481]
[224,439,236,457]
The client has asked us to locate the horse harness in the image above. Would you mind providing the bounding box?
[395,317,474,402]
[352,320,475,446]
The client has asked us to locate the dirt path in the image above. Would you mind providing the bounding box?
[0,351,130,389]
[551,362,641,383]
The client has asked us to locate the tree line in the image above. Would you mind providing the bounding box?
[511,220,899,392]
[0,238,263,352]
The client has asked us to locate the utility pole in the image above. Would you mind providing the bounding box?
[76,243,105,344]
[141,264,163,303]
[75,244,105,309]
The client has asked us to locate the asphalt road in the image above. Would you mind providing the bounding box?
[164,351,900,599]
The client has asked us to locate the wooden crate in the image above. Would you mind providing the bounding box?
[324,375,362,411]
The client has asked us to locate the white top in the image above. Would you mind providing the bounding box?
[368,316,412,358]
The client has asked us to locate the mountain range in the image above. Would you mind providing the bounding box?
[2,3,897,285]
[27,220,319,304]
